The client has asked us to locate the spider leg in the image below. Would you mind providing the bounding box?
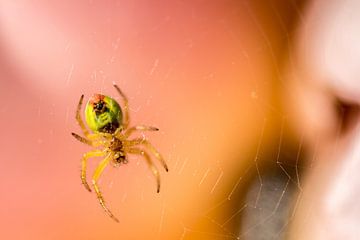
[113,83,130,129]
[87,132,113,140]
[72,132,92,146]
[75,95,90,137]
[128,148,161,193]
[92,154,119,222]
[71,133,106,147]
[123,125,159,138]
[81,150,106,192]
[126,138,168,172]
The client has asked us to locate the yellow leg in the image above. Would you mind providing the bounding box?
[72,132,92,146]
[126,139,168,172]
[123,125,159,138]
[128,148,161,193]
[113,83,130,129]
[81,150,105,192]
[72,132,105,147]
[87,132,113,140]
[75,95,90,137]
[92,154,119,222]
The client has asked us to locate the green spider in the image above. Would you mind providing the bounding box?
[71,83,168,222]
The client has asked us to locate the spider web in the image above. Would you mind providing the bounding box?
[0,1,317,240]
[94,1,308,239]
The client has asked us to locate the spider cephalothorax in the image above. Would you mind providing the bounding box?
[109,135,128,165]
[71,84,168,222]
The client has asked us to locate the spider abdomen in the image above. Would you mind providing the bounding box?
[85,94,123,134]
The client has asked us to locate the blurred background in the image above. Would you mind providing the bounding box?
[1,0,359,239]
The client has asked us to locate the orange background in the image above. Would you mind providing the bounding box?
[0,1,296,239]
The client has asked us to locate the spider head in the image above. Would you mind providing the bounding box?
[113,152,128,165]
[85,94,123,133]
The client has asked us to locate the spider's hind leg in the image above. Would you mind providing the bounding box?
[72,132,93,146]
[123,125,159,138]
[71,132,106,147]
[113,83,130,129]
[75,95,90,137]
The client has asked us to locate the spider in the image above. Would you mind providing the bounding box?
[71,83,168,222]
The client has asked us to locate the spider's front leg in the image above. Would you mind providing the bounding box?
[81,150,106,192]
[128,148,161,193]
[126,138,168,172]
[92,154,119,222]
